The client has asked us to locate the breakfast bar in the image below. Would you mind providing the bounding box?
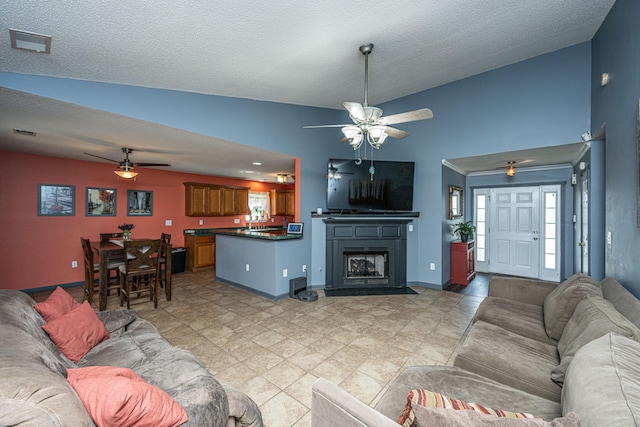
[184,227,306,299]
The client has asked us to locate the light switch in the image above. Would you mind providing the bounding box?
[165,219,172,226]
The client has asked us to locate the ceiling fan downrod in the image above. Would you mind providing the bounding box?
[360,43,374,107]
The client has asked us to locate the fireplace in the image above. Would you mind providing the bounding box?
[324,218,411,289]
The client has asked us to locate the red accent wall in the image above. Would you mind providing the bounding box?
[0,151,294,291]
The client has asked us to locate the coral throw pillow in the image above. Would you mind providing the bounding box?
[398,389,539,427]
[42,301,109,362]
[34,286,81,322]
[67,366,188,427]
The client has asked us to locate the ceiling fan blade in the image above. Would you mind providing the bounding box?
[134,162,171,167]
[84,152,119,163]
[384,126,410,140]
[343,102,366,121]
[380,108,433,125]
[303,124,352,129]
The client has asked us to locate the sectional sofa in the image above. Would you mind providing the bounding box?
[0,288,263,427]
[311,274,640,426]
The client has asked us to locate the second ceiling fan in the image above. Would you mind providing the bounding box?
[305,43,433,150]
[84,147,170,179]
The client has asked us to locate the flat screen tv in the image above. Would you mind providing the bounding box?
[327,158,415,213]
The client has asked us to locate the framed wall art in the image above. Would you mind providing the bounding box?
[86,187,116,216]
[38,184,76,216]
[127,190,153,216]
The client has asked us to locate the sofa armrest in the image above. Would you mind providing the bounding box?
[312,378,399,427]
[488,276,557,306]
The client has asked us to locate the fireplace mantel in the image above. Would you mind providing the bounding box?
[324,218,410,290]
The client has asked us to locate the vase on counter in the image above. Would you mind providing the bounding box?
[123,230,131,240]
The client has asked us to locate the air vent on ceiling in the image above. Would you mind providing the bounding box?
[9,29,51,53]
[13,128,37,137]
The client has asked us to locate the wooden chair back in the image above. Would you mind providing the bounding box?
[80,237,97,303]
[123,239,161,275]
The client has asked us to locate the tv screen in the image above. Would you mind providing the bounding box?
[327,158,415,212]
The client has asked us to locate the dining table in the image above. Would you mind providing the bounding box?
[90,238,172,311]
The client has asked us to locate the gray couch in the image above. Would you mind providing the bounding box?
[311,274,640,426]
[0,289,263,427]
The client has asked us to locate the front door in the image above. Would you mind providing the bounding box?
[488,187,540,278]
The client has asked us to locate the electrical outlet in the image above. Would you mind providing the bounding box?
[234,218,240,224]
[246,264,250,271]
[199,219,204,225]
[283,269,288,278]
[302,264,307,272]
[71,260,78,268]
[430,263,435,271]
[165,219,172,226]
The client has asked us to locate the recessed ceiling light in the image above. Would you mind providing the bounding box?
[239,170,254,174]
[252,162,262,166]
[9,29,51,53]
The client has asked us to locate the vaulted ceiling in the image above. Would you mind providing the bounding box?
[0,1,616,179]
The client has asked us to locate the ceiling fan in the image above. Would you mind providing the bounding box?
[84,147,170,179]
[304,43,433,151]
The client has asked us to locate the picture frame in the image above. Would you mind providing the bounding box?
[86,187,116,216]
[38,184,75,216]
[287,222,304,234]
[449,185,463,219]
[127,190,153,216]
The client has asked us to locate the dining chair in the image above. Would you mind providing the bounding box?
[159,233,172,300]
[80,237,123,305]
[119,239,162,309]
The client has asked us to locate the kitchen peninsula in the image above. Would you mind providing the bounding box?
[184,228,306,299]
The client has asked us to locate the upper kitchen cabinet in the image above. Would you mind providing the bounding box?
[184,182,249,216]
[269,189,295,216]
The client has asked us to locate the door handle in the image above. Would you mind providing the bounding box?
[533,237,538,241]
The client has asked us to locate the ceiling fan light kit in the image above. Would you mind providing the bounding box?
[114,168,138,179]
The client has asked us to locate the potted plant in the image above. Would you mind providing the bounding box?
[453,221,476,242]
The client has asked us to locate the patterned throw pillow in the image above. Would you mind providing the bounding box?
[398,389,539,427]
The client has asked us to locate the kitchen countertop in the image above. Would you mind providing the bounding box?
[183,227,302,241]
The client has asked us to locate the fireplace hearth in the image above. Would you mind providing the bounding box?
[324,218,411,290]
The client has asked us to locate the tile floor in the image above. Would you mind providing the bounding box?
[32,272,487,427]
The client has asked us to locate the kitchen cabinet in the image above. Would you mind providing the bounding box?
[184,182,249,216]
[184,235,215,271]
[269,190,295,216]
[451,240,476,285]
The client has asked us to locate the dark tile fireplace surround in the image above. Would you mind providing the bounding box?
[324,218,412,290]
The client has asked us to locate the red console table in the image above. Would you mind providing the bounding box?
[451,240,476,286]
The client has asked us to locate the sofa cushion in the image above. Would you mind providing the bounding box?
[33,286,81,322]
[67,366,188,427]
[409,405,579,427]
[473,297,554,344]
[454,321,561,401]
[42,301,110,362]
[543,273,601,340]
[551,295,640,385]
[562,333,640,427]
[375,366,562,422]
[398,389,540,427]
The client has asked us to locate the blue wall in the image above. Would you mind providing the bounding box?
[0,41,593,287]
[591,0,640,296]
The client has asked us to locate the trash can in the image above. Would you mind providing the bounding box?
[171,247,186,274]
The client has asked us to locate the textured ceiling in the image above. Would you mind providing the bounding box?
[0,0,616,178]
